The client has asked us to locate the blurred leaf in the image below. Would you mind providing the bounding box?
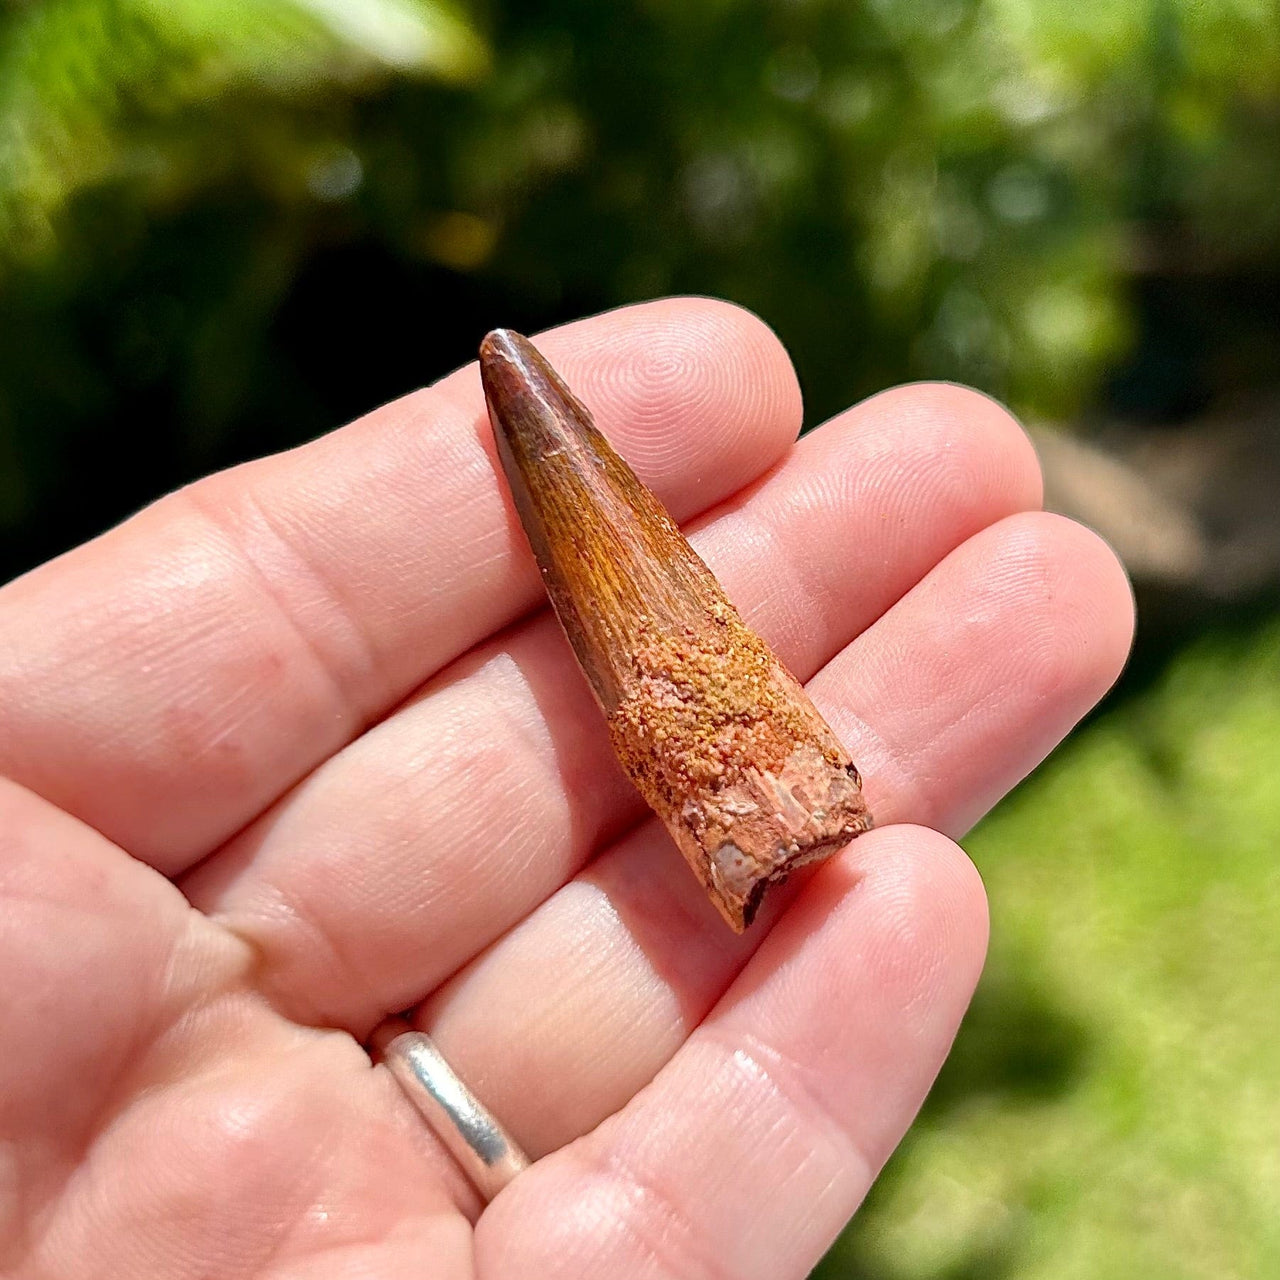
[0,0,488,256]
[293,0,489,78]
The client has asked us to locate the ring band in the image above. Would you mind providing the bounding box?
[381,1030,530,1202]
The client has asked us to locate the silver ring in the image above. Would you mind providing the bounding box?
[381,1030,530,1202]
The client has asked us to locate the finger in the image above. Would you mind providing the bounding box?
[815,512,1137,836]
[412,513,1132,1157]
[0,776,218,1181]
[0,779,472,1277]
[0,298,801,875]
[185,385,1042,1030]
[477,825,988,1280]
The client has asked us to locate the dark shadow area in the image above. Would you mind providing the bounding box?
[0,197,587,583]
[1104,588,1280,717]
[922,962,1092,1115]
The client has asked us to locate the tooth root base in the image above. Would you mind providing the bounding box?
[606,610,872,932]
[690,741,871,930]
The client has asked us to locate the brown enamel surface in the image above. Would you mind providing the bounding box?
[480,329,871,930]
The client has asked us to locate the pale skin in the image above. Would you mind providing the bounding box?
[0,298,1134,1279]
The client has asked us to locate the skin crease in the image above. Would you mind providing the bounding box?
[0,298,1134,1280]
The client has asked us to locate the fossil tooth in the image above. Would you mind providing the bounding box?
[480,328,871,931]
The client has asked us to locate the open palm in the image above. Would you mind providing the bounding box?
[0,299,1132,1279]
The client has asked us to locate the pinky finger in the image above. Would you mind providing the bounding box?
[475,824,988,1280]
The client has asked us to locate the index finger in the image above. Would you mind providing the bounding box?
[0,298,802,875]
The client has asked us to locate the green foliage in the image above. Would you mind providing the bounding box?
[0,0,1278,464]
[0,0,487,256]
[819,615,1280,1279]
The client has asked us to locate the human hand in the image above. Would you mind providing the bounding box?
[0,299,1132,1278]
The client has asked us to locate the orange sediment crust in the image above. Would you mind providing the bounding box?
[608,605,870,929]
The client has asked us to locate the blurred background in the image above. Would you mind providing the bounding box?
[1,1,1278,1274]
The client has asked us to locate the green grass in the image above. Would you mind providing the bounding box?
[818,614,1280,1280]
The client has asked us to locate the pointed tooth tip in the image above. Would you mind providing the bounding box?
[479,328,533,367]
[479,330,547,414]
